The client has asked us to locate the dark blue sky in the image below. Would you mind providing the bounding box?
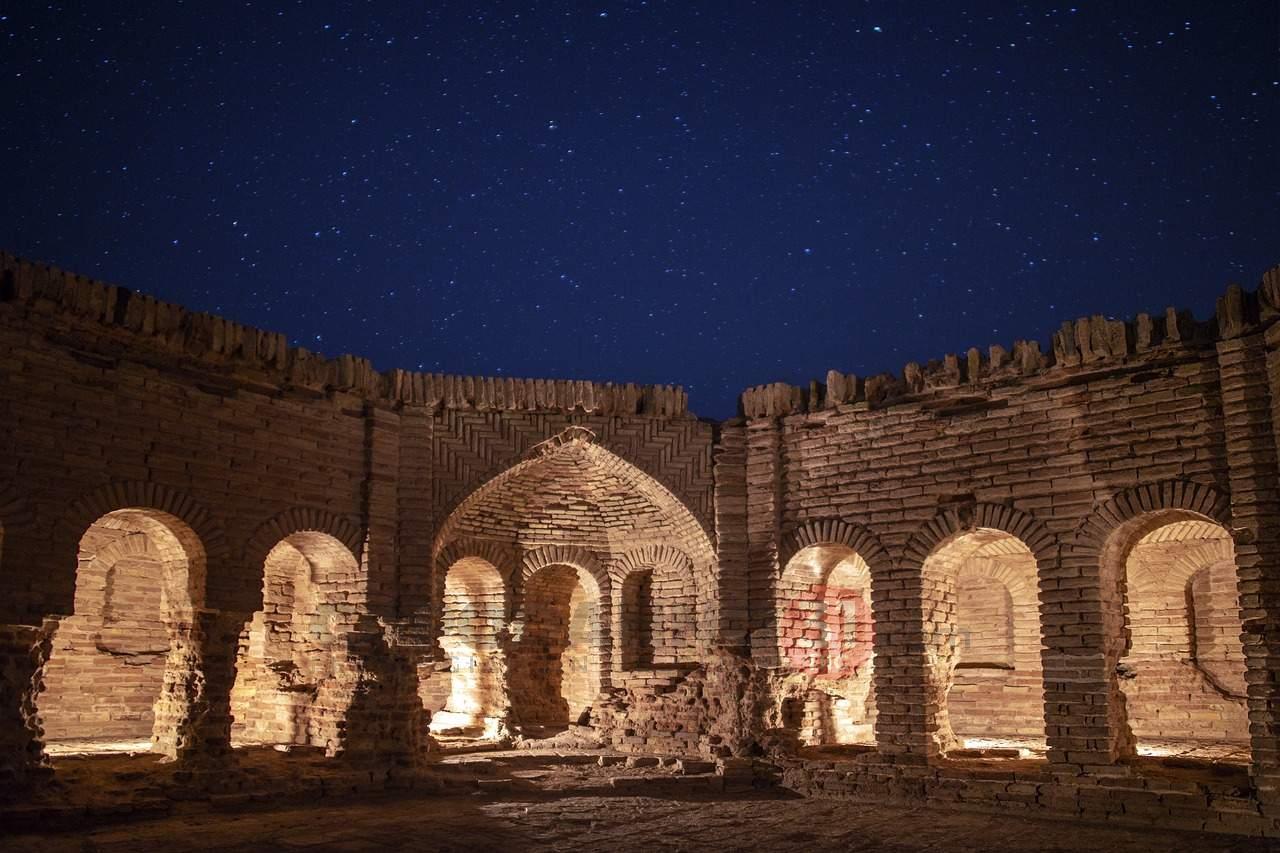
[3,2,1276,418]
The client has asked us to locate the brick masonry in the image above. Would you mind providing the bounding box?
[2,252,1280,837]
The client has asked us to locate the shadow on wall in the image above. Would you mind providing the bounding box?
[508,564,600,731]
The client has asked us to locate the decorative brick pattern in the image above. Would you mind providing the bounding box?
[3,254,1280,839]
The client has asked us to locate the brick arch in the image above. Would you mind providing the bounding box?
[779,518,892,576]
[432,419,715,544]
[1073,479,1231,557]
[1072,479,1242,761]
[511,543,614,706]
[434,435,716,568]
[434,537,518,583]
[904,502,1058,567]
[518,544,609,597]
[609,544,694,584]
[51,482,228,616]
[899,503,1055,758]
[773,519,883,680]
[57,482,229,570]
[243,506,365,572]
[610,544,701,664]
[431,537,518,630]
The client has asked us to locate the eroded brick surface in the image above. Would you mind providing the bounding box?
[3,254,1280,840]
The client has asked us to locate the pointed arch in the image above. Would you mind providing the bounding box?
[434,434,715,571]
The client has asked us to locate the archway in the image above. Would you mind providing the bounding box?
[429,557,508,739]
[229,531,359,753]
[774,544,876,746]
[428,431,712,736]
[508,563,603,732]
[614,545,700,671]
[620,569,655,669]
[40,508,204,756]
[921,528,1046,756]
[430,433,716,656]
[1110,514,1249,764]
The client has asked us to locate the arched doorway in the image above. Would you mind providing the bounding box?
[40,508,204,756]
[921,528,1046,756]
[508,563,603,733]
[429,557,508,739]
[1110,514,1249,764]
[774,544,875,746]
[229,531,359,753]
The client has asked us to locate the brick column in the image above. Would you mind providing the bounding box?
[1039,541,1127,770]
[395,406,435,644]
[745,419,783,665]
[333,615,428,765]
[152,609,248,763]
[1221,328,1280,804]
[713,421,749,651]
[871,553,937,763]
[0,622,52,791]
[363,405,402,617]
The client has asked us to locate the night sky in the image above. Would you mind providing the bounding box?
[3,3,1277,418]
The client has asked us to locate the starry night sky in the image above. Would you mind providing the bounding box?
[3,2,1277,418]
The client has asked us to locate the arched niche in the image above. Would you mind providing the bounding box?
[1106,512,1249,764]
[429,556,509,739]
[507,562,604,732]
[230,530,360,753]
[40,507,205,756]
[774,543,876,747]
[920,527,1046,756]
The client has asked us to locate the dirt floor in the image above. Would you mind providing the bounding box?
[5,746,1279,853]
[7,788,1280,853]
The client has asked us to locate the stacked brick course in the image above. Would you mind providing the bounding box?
[3,252,1280,837]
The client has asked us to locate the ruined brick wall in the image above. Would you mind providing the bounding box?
[0,252,711,764]
[4,251,1280,836]
[40,515,181,742]
[736,271,1280,774]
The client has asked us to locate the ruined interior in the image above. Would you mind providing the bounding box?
[3,253,1280,843]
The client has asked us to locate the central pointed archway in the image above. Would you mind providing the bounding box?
[427,428,716,739]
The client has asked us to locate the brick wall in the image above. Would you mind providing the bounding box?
[3,252,1280,837]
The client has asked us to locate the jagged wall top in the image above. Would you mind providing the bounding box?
[740,265,1280,419]
[0,253,689,417]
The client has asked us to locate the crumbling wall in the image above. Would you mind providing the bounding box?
[594,648,771,758]
[771,545,876,746]
[4,252,1280,838]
